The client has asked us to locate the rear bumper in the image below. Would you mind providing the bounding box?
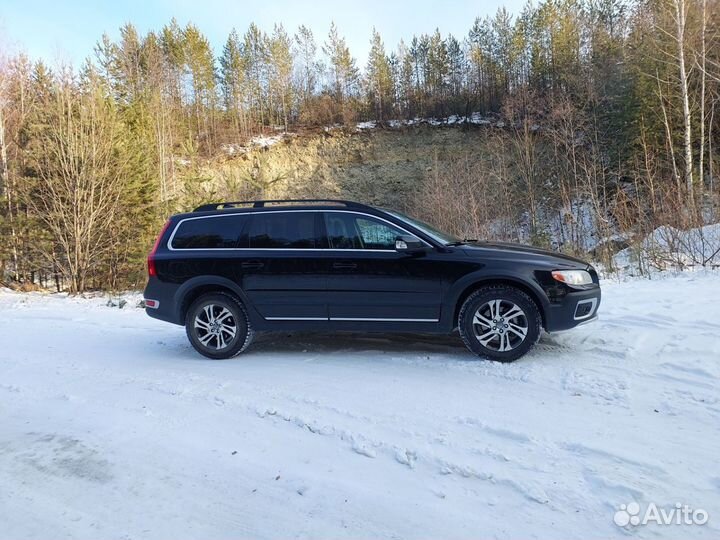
[544,287,601,332]
[143,278,182,325]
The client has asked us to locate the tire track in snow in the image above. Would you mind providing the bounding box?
[251,403,553,505]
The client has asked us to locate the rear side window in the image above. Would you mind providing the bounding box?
[247,212,320,248]
[171,215,247,249]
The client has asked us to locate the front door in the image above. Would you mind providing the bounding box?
[322,211,443,322]
[238,211,327,320]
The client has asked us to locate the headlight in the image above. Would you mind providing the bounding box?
[551,270,593,286]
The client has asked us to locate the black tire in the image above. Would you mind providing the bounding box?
[458,285,541,362]
[185,292,254,359]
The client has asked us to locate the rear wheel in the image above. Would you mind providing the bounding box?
[185,293,254,359]
[458,286,541,362]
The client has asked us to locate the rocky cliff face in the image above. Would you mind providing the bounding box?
[192,125,491,209]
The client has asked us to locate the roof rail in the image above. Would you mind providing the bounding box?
[193,199,374,212]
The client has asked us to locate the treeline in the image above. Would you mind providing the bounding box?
[0,0,719,291]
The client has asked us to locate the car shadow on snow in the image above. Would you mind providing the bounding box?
[254,328,569,349]
[251,331,469,355]
[151,329,569,365]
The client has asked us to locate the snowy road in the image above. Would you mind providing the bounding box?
[1,273,719,539]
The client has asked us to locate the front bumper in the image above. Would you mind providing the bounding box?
[544,287,601,332]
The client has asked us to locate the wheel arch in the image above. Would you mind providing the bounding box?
[174,276,258,325]
[448,275,548,330]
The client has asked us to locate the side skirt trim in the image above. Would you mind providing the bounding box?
[330,317,439,322]
[264,317,328,321]
[263,316,440,323]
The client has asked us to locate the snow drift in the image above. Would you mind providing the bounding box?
[613,223,720,274]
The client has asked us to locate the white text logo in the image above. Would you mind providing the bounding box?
[614,502,709,527]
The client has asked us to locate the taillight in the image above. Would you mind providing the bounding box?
[148,220,171,277]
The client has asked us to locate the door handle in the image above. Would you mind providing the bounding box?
[332,261,357,270]
[241,260,264,269]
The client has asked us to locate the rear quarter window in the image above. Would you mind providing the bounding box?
[247,212,320,248]
[170,215,248,249]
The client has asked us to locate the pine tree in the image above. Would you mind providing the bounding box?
[183,23,217,151]
[160,19,186,109]
[117,23,143,102]
[427,29,449,115]
[243,23,269,128]
[365,28,394,120]
[220,29,248,136]
[394,39,416,118]
[268,24,294,131]
[295,25,319,105]
[409,35,430,115]
[323,22,360,122]
[446,34,465,108]
[492,8,514,100]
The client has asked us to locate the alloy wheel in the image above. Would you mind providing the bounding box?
[472,299,529,352]
[193,303,237,350]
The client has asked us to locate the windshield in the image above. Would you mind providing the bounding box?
[384,209,462,245]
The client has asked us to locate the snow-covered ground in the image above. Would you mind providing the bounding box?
[613,223,720,275]
[218,113,506,156]
[1,273,719,539]
[355,113,504,130]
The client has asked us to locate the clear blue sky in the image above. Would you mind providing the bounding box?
[1,0,526,66]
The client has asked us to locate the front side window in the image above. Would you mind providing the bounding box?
[324,213,407,250]
[171,215,247,249]
[247,212,320,248]
[383,209,460,245]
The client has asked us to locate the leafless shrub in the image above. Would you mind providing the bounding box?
[412,136,521,243]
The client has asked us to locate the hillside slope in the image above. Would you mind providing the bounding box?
[192,125,495,209]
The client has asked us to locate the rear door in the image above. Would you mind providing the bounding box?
[166,213,250,284]
[323,211,443,322]
[238,211,327,321]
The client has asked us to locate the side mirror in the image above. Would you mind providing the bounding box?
[395,235,428,254]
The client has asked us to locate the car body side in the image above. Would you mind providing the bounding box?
[144,205,601,335]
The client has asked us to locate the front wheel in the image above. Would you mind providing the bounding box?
[185,293,254,359]
[458,286,541,362]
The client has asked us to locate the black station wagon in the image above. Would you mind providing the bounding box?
[144,199,600,361]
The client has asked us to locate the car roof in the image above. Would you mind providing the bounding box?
[171,200,384,221]
[164,200,445,248]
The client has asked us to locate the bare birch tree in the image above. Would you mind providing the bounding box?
[26,74,132,292]
[673,0,694,209]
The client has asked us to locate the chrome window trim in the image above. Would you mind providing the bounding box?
[573,298,598,321]
[167,209,431,251]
